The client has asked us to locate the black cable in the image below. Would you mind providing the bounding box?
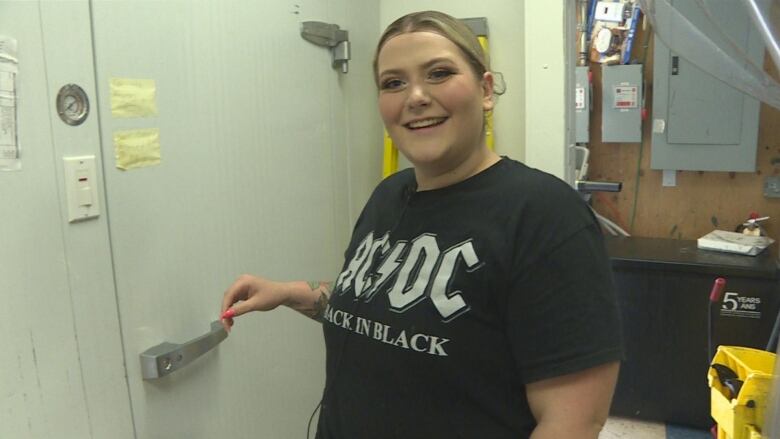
[708,300,716,362]
[306,401,322,439]
[765,303,780,352]
[708,278,726,362]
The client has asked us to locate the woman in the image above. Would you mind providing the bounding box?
[221,10,623,438]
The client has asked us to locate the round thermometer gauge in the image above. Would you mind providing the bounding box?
[56,84,90,126]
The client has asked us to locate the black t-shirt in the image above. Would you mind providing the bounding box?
[316,157,623,439]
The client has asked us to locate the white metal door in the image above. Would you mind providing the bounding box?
[89,1,354,437]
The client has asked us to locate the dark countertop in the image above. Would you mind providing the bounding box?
[605,236,779,279]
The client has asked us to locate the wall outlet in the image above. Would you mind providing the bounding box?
[764,176,780,198]
[662,169,677,187]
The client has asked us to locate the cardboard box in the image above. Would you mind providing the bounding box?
[697,230,775,256]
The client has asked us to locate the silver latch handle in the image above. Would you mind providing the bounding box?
[139,320,227,380]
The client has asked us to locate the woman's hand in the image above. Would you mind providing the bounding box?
[220,274,292,332]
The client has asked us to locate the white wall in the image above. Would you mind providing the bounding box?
[38,2,137,436]
[524,0,570,179]
[379,0,526,164]
[1,2,134,439]
[0,4,94,438]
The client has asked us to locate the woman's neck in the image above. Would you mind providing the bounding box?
[414,148,501,191]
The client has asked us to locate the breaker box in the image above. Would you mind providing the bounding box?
[650,0,764,172]
[602,64,643,143]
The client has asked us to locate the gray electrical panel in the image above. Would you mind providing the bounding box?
[602,64,643,143]
[650,0,764,172]
[575,66,590,143]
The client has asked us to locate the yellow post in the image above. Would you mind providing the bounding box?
[477,35,495,152]
[382,130,398,179]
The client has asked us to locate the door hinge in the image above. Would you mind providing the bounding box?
[300,21,350,73]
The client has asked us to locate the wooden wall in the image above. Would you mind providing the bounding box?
[587,20,780,241]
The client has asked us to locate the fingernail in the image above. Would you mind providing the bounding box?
[222,308,236,320]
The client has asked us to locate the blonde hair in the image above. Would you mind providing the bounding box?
[373,11,491,86]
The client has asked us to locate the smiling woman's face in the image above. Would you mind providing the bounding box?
[376,31,494,176]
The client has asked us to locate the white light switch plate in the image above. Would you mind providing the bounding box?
[63,155,100,222]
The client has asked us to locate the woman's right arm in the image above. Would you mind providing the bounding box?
[220,275,333,332]
[288,280,334,322]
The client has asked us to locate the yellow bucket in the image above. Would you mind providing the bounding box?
[708,346,776,439]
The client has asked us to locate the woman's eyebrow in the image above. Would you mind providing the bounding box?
[379,57,456,79]
[420,57,456,69]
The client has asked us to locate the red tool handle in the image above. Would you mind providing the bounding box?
[709,277,726,303]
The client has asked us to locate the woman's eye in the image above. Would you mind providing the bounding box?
[429,69,454,80]
[381,79,404,90]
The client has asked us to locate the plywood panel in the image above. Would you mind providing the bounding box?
[588,22,780,242]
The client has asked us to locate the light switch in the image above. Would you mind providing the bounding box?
[78,186,92,206]
[63,155,100,222]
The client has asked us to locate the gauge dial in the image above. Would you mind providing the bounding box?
[56,84,89,126]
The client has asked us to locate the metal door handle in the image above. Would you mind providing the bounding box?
[140,321,227,380]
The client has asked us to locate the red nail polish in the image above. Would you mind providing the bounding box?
[222,308,235,320]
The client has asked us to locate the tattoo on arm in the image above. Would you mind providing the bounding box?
[304,281,333,322]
